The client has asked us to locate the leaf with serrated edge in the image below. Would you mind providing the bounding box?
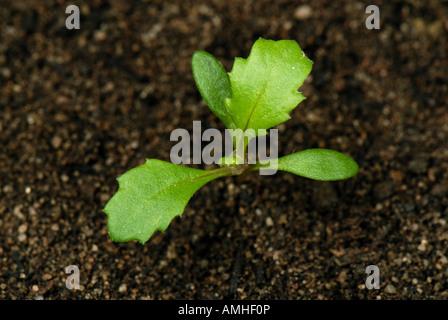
[225,38,313,132]
[255,149,358,181]
[103,159,230,244]
[192,50,235,129]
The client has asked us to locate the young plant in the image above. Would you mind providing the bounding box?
[103,38,358,244]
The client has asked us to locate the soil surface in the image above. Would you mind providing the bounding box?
[1,0,448,300]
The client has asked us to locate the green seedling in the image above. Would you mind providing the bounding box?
[103,38,358,244]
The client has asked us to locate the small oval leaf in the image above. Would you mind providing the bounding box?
[192,50,235,129]
[274,149,358,181]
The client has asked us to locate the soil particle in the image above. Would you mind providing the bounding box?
[373,180,395,200]
[431,183,448,198]
[384,284,397,295]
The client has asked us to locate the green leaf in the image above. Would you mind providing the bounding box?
[192,50,236,129]
[225,38,313,132]
[261,149,358,181]
[103,159,230,244]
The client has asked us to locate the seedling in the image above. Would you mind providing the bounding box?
[103,38,358,244]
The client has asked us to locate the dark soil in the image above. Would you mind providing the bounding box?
[1,0,448,300]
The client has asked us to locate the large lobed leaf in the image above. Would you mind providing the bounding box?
[225,38,313,132]
[103,159,229,243]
